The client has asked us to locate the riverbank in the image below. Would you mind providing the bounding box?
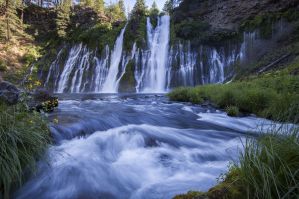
[0,102,51,199]
[168,56,299,123]
[173,126,299,199]
[169,55,299,199]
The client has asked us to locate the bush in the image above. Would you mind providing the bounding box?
[226,106,239,117]
[0,60,7,72]
[0,102,50,198]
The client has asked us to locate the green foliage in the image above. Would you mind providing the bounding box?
[94,0,105,14]
[0,101,50,199]
[174,128,299,199]
[0,0,25,42]
[131,0,147,19]
[173,191,208,199]
[168,68,299,123]
[174,20,210,40]
[237,129,299,199]
[124,16,147,50]
[241,10,299,39]
[0,60,7,71]
[226,106,239,117]
[150,1,160,17]
[163,0,174,15]
[22,46,41,66]
[55,0,72,38]
[73,21,124,50]
[106,1,126,23]
[81,0,93,7]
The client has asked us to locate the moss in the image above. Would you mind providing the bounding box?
[174,19,210,40]
[69,22,125,50]
[124,16,147,51]
[119,59,136,92]
[240,10,299,39]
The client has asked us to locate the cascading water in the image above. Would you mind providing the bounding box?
[142,16,170,93]
[101,25,127,93]
[43,17,288,93]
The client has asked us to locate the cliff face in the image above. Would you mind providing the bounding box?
[33,0,299,93]
[173,0,299,31]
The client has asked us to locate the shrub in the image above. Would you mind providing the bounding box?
[0,60,7,72]
[226,106,239,117]
[0,102,50,198]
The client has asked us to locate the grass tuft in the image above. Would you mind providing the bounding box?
[0,102,50,198]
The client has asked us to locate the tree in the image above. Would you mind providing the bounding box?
[94,0,104,14]
[118,0,125,15]
[163,0,173,15]
[131,0,146,18]
[150,1,159,17]
[106,1,126,22]
[0,0,24,42]
[55,0,71,38]
[81,0,93,8]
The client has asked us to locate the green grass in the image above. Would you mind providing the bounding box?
[0,101,50,199]
[237,129,299,199]
[168,67,299,123]
[173,128,299,199]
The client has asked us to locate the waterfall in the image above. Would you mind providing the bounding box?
[101,25,127,93]
[43,16,286,93]
[141,15,170,93]
[56,44,83,93]
[94,46,110,93]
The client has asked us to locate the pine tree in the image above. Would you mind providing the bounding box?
[118,0,125,14]
[150,1,159,17]
[163,0,173,15]
[0,0,24,42]
[55,0,71,38]
[131,0,146,18]
[106,1,126,22]
[94,0,104,14]
[81,0,93,8]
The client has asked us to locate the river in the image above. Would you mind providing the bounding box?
[14,94,274,199]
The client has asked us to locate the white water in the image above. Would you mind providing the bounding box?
[142,16,170,93]
[57,44,83,93]
[44,17,287,94]
[94,46,110,93]
[101,25,127,93]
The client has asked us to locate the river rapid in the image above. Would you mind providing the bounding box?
[14,94,272,199]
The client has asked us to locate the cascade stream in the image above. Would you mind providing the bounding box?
[43,16,288,94]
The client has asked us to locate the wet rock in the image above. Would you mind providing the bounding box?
[28,88,58,112]
[0,81,20,105]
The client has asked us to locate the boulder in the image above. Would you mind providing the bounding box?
[0,81,20,105]
[28,88,58,113]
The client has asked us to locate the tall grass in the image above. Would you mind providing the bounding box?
[238,126,299,199]
[168,74,299,123]
[0,102,50,198]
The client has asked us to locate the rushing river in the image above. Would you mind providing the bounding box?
[14,94,273,199]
